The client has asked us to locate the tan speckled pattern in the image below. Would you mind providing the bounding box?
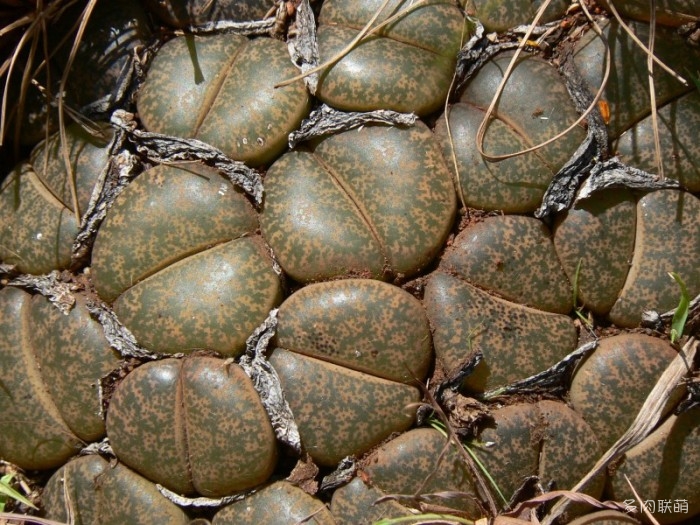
[614,91,700,191]
[137,34,310,166]
[0,287,82,470]
[460,52,586,173]
[0,164,79,274]
[43,455,191,525]
[364,427,481,514]
[569,333,685,451]
[443,215,572,313]
[331,477,412,525]
[107,357,277,496]
[436,103,555,213]
[469,0,569,32]
[425,273,577,392]
[277,279,433,383]
[269,348,419,466]
[608,406,700,524]
[91,163,259,303]
[113,236,282,356]
[316,1,466,115]
[213,481,336,525]
[261,123,456,283]
[145,0,271,28]
[573,20,698,139]
[554,189,636,315]
[609,190,700,327]
[28,293,121,442]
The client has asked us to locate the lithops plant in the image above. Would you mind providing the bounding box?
[43,455,190,525]
[573,19,700,140]
[106,356,278,497]
[0,287,120,470]
[597,0,700,27]
[315,0,469,115]
[613,91,700,191]
[90,162,282,356]
[462,0,569,33]
[145,0,272,28]
[607,405,700,524]
[425,215,577,392]
[212,481,336,525]
[0,123,112,274]
[569,333,686,451]
[555,189,700,327]
[270,279,430,466]
[261,122,456,283]
[436,51,587,213]
[137,33,311,166]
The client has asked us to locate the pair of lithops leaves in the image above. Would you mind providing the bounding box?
[103,277,431,497]
[0,123,112,274]
[573,18,700,191]
[135,0,468,167]
[425,187,700,393]
[331,332,700,524]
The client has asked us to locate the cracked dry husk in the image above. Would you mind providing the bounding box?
[319,456,357,492]
[72,129,141,265]
[239,309,301,454]
[110,110,264,206]
[288,0,320,94]
[157,484,253,508]
[482,341,598,400]
[576,158,682,201]
[85,298,164,361]
[287,104,417,149]
[6,271,76,315]
[185,17,276,36]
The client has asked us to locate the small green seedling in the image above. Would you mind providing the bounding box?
[0,473,37,511]
[428,418,508,508]
[669,272,690,345]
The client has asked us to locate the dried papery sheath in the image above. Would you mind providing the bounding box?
[185,18,276,36]
[110,110,264,206]
[288,0,319,94]
[85,298,166,361]
[483,341,598,400]
[79,438,114,457]
[239,309,302,453]
[8,271,76,315]
[157,485,252,508]
[288,104,417,148]
[319,456,357,492]
[576,158,681,201]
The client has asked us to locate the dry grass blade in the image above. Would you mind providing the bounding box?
[475,0,611,162]
[0,513,69,525]
[604,0,687,85]
[624,475,661,525]
[57,0,98,221]
[541,336,698,525]
[646,0,664,179]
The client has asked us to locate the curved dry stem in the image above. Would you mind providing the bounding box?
[0,514,69,525]
[647,0,664,179]
[58,0,98,221]
[475,0,611,163]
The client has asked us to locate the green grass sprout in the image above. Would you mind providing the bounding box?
[0,474,37,511]
[428,418,508,507]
